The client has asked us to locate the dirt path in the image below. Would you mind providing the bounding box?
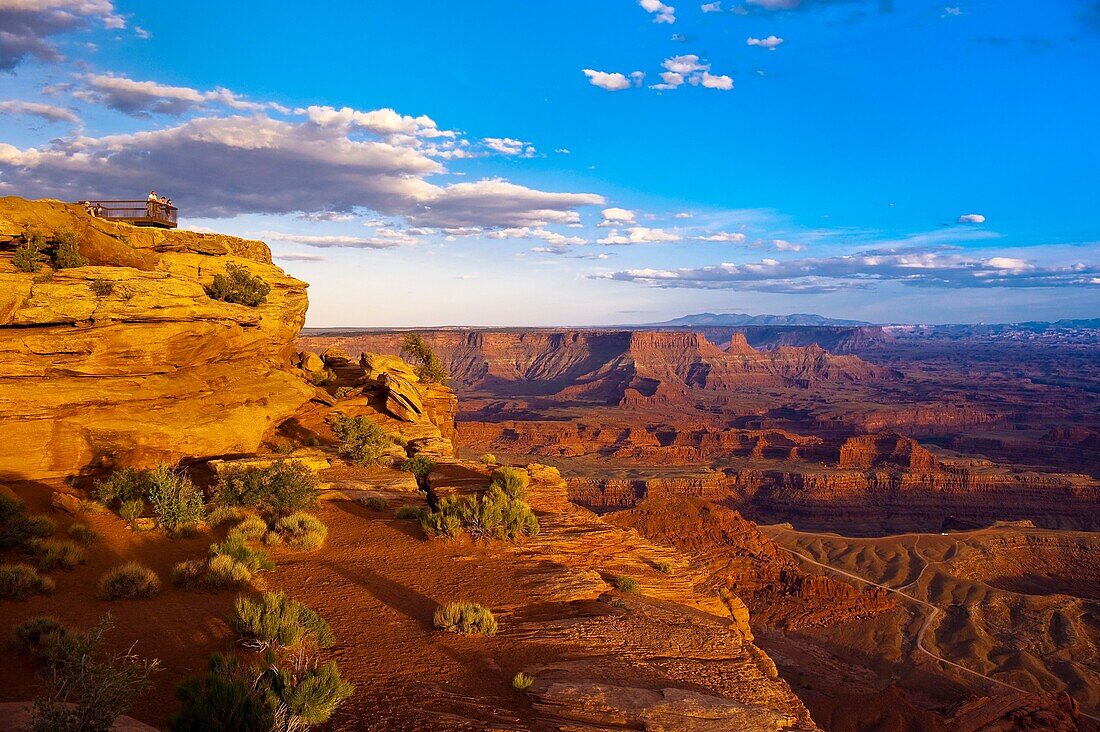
[772,530,1100,725]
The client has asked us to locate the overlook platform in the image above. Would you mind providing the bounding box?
[79,200,178,228]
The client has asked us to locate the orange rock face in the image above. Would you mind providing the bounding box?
[0,197,314,478]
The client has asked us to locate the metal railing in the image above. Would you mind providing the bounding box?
[78,200,178,227]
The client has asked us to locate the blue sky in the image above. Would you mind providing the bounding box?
[1,0,1098,325]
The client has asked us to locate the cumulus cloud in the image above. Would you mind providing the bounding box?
[582,68,643,91]
[599,247,1100,291]
[958,213,986,224]
[600,207,637,226]
[252,231,407,249]
[0,99,80,124]
[747,35,784,49]
[484,227,586,247]
[597,226,681,245]
[651,55,733,91]
[701,2,723,11]
[698,71,734,89]
[72,73,291,117]
[639,0,677,24]
[483,137,537,157]
[302,105,450,138]
[0,0,124,71]
[0,113,604,226]
[698,231,747,243]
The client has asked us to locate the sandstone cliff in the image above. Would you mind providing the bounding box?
[0,197,314,479]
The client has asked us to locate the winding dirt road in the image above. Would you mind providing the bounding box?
[772,530,1100,725]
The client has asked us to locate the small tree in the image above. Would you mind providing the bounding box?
[330,415,391,465]
[52,230,88,269]
[208,264,271,307]
[147,464,205,532]
[29,613,160,732]
[401,334,449,385]
[13,240,46,273]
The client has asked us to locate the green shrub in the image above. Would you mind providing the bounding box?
[402,455,436,490]
[610,575,639,593]
[232,514,269,542]
[420,485,538,542]
[330,415,391,465]
[231,592,334,650]
[433,601,497,636]
[32,539,87,571]
[490,466,529,500]
[478,453,497,465]
[210,534,274,573]
[119,499,144,524]
[395,505,425,520]
[28,614,159,732]
[68,522,100,545]
[359,497,387,511]
[512,672,534,691]
[0,563,55,599]
[98,562,161,600]
[267,512,327,551]
[655,560,673,574]
[89,279,115,297]
[206,505,249,528]
[9,616,69,658]
[213,460,318,518]
[147,464,205,531]
[207,264,271,307]
[51,230,87,269]
[12,229,46,273]
[93,467,153,506]
[170,654,276,732]
[401,333,449,385]
[272,660,353,725]
[0,494,55,549]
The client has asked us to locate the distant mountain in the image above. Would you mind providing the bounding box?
[645,312,874,327]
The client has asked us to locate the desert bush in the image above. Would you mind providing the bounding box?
[32,539,87,571]
[610,575,639,593]
[170,653,276,732]
[206,505,249,528]
[490,466,529,500]
[232,514,269,542]
[13,228,47,272]
[52,230,87,269]
[231,592,334,650]
[67,523,100,545]
[433,601,497,636]
[0,493,55,549]
[170,560,209,589]
[207,555,256,591]
[89,279,114,297]
[359,496,387,511]
[654,560,673,574]
[9,616,69,658]
[395,505,425,520]
[271,660,354,726]
[401,455,436,491]
[93,467,153,506]
[420,485,538,542]
[29,614,159,732]
[207,263,271,307]
[330,414,391,465]
[512,672,534,691]
[98,562,161,600]
[478,453,497,465]
[146,464,205,532]
[0,563,55,599]
[269,512,327,551]
[401,333,449,385]
[119,499,144,524]
[210,534,274,573]
[213,460,318,518]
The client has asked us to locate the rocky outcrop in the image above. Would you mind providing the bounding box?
[946,691,1082,732]
[0,197,314,479]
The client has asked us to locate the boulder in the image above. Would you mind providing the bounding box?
[51,491,82,515]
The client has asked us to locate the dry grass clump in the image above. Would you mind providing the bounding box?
[206,505,250,528]
[478,453,497,465]
[231,591,335,650]
[395,505,425,520]
[8,616,69,658]
[610,575,639,593]
[29,539,87,571]
[0,563,55,600]
[172,555,254,592]
[358,497,387,511]
[433,602,498,636]
[512,672,534,691]
[268,512,327,551]
[98,562,161,600]
[1,493,55,550]
[230,514,269,542]
[67,523,100,545]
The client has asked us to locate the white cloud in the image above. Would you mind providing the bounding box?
[747,35,784,50]
[701,2,723,11]
[958,213,986,224]
[651,55,733,91]
[600,207,637,226]
[483,137,537,157]
[0,0,125,70]
[582,69,641,91]
[484,227,586,247]
[698,231,747,243]
[639,0,677,24]
[303,105,450,138]
[674,212,693,219]
[663,54,707,74]
[73,73,290,117]
[272,252,327,262]
[943,7,962,16]
[698,71,734,90]
[254,232,406,249]
[597,226,681,245]
[555,148,571,154]
[0,99,80,124]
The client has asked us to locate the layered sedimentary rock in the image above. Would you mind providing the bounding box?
[609,497,894,630]
[0,197,314,479]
